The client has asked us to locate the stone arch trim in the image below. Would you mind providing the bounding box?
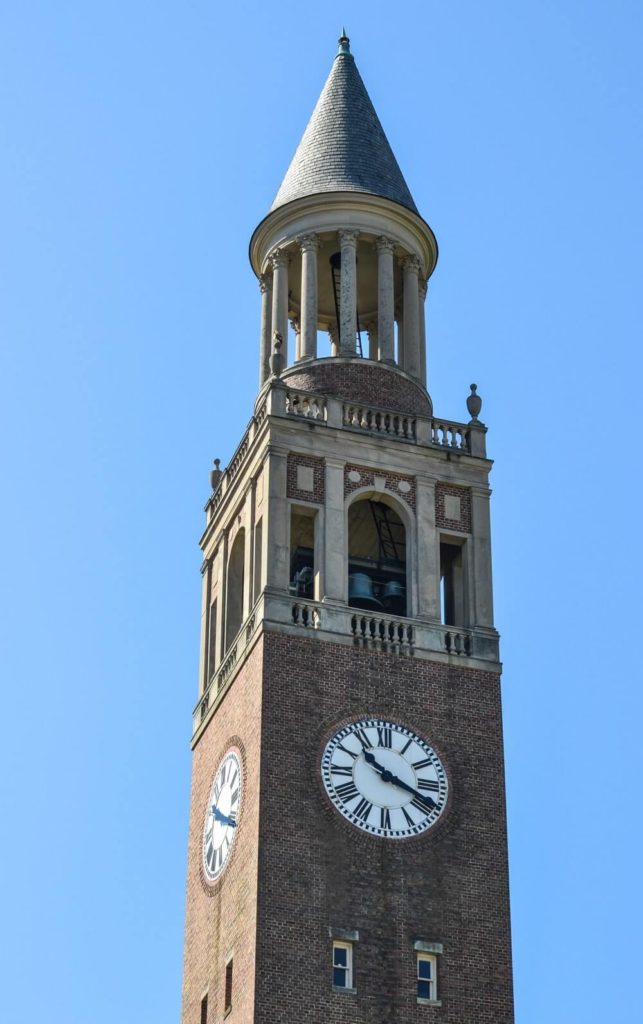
[344,464,416,511]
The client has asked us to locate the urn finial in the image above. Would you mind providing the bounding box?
[210,458,223,492]
[466,383,482,424]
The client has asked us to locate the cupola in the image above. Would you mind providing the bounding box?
[249,32,438,403]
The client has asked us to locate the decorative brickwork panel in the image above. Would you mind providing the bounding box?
[287,453,325,503]
[254,633,514,1024]
[283,359,431,416]
[344,463,416,511]
[435,482,472,533]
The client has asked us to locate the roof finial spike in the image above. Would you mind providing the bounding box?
[337,28,351,58]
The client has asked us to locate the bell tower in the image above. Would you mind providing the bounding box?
[181,33,514,1024]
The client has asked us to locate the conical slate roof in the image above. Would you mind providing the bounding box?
[270,35,419,215]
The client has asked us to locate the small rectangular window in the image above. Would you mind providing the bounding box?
[200,993,208,1024]
[332,941,353,990]
[224,958,233,1015]
[417,953,437,1001]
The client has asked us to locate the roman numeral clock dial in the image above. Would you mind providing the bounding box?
[321,719,448,838]
[202,750,242,883]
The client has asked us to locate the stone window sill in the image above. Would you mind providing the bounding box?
[417,998,442,1006]
[332,985,357,995]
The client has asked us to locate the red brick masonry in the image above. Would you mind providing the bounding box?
[182,632,514,1024]
[283,359,432,417]
[435,483,472,534]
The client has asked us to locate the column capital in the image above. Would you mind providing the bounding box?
[401,254,422,277]
[375,235,396,256]
[289,316,300,333]
[297,232,320,253]
[338,229,360,248]
[419,277,428,299]
[269,247,290,270]
[259,273,271,294]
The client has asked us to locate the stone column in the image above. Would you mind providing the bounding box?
[415,477,440,619]
[242,485,255,620]
[402,255,422,379]
[258,273,272,386]
[338,230,359,353]
[269,248,290,367]
[198,559,211,693]
[290,317,301,362]
[323,458,346,601]
[298,233,319,360]
[376,235,395,362]
[366,321,379,360]
[262,447,290,592]
[216,534,228,663]
[419,278,428,388]
[469,486,495,627]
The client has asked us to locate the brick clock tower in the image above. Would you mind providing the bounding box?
[181,33,514,1024]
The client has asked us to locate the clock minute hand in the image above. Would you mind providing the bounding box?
[385,773,438,809]
[362,751,437,810]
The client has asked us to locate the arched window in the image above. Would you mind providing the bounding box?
[225,529,245,648]
[347,498,407,616]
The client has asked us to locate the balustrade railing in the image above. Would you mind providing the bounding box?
[443,628,473,656]
[291,602,321,628]
[430,419,470,452]
[193,604,261,734]
[351,613,415,654]
[343,403,416,440]
[286,390,327,421]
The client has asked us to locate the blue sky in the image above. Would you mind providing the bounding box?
[1,2,642,1021]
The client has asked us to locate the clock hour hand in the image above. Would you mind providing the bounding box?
[363,751,437,810]
[212,806,237,828]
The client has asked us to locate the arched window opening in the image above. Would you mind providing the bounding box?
[225,529,245,649]
[348,499,407,616]
[289,508,316,598]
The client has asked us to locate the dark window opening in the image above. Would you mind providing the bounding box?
[348,499,407,616]
[290,509,316,598]
[439,541,465,626]
[225,531,245,649]
[224,959,233,1015]
[200,993,208,1024]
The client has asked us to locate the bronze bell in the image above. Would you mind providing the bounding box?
[348,573,382,610]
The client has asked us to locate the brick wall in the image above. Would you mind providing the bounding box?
[283,360,431,416]
[181,638,264,1024]
[254,633,513,1024]
[287,453,325,503]
[435,483,472,534]
[182,632,513,1024]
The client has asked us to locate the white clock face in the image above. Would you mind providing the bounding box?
[202,750,242,882]
[321,718,448,839]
